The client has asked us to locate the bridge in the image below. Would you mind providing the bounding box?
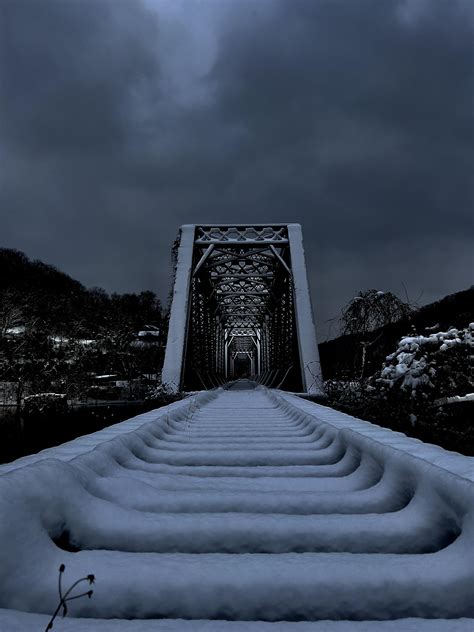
[162,224,322,394]
[0,225,472,630]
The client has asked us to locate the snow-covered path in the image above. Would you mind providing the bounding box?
[0,382,473,630]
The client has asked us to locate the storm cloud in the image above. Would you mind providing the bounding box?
[1,0,473,338]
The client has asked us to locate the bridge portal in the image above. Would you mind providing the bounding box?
[162,224,322,394]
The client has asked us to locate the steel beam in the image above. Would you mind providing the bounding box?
[161,225,195,391]
[287,224,322,395]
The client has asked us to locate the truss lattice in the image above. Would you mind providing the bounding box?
[162,224,322,393]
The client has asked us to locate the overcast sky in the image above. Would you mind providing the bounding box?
[1,0,473,339]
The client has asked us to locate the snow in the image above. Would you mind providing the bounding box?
[50,335,69,345]
[287,224,323,395]
[138,330,160,338]
[161,225,196,392]
[0,383,473,629]
[5,325,26,335]
[131,339,160,348]
[445,393,474,404]
[78,338,96,346]
[23,392,65,400]
[1,610,473,631]
[378,324,473,394]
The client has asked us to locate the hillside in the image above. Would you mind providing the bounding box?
[0,248,165,336]
[0,249,84,295]
[0,249,88,334]
[0,247,166,404]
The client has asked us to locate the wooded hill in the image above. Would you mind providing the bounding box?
[0,248,165,337]
[0,249,167,405]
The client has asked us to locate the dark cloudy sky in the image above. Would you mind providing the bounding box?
[1,0,473,339]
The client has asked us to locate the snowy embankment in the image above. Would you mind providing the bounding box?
[0,383,473,631]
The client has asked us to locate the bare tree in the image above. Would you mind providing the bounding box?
[340,289,413,378]
[0,292,23,338]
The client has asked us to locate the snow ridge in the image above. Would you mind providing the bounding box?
[0,382,473,630]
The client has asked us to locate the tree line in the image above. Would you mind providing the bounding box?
[0,248,167,411]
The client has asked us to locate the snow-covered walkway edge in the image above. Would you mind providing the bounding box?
[0,610,473,631]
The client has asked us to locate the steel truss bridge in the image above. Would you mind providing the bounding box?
[0,382,473,630]
[162,224,322,393]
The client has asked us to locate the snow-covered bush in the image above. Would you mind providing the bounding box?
[375,324,473,400]
[147,382,174,398]
[23,393,68,418]
[357,323,474,436]
[146,382,182,406]
[324,324,473,452]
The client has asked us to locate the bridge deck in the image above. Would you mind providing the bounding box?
[0,383,473,630]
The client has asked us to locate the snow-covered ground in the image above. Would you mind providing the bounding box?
[0,382,473,630]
